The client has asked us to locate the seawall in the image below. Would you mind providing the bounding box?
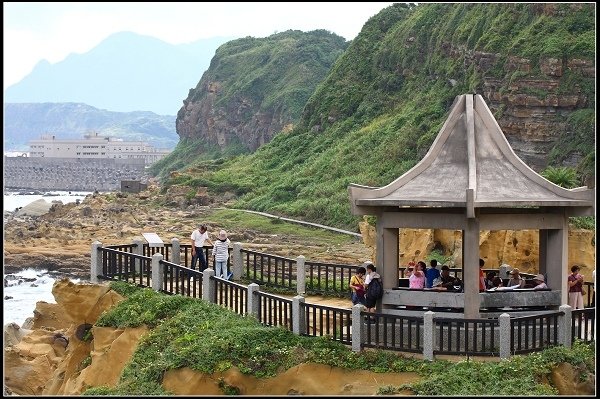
[3,157,147,191]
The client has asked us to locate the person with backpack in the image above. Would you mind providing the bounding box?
[363,263,382,323]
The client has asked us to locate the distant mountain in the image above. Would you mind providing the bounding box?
[4,32,232,115]
[4,102,178,151]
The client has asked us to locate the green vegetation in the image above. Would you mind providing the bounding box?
[541,166,580,189]
[153,3,594,232]
[83,282,594,395]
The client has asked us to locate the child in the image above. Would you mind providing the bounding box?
[349,267,366,306]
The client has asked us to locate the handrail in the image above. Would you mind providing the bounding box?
[96,243,595,358]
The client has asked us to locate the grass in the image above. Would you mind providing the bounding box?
[83,281,595,395]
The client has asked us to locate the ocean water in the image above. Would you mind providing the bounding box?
[4,191,89,327]
[4,269,80,327]
[4,190,92,213]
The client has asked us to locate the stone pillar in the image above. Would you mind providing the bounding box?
[91,241,103,284]
[203,269,216,303]
[232,242,243,281]
[296,255,306,295]
[351,304,363,352]
[247,283,260,319]
[558,304,572,348]
[133,238,144,274]
[151,253,164,292]
[546,220,568,305]
[423,311,434,361]
[377,223,399,312]
[463,218,480,318]
[171,238,180,265]
[538,230,548,276]
[499,313,511,359]
[292,295,306,336]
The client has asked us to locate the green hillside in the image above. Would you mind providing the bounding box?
[157,3,595,231]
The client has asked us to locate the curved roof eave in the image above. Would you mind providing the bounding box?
[349,94,595,214]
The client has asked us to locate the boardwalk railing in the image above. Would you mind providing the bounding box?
[92,240,595,359]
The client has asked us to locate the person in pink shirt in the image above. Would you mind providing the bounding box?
[406,261,426,289]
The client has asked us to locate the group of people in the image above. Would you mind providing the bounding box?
[349,263,383,322]
[350,257,594,311]
[190,224,232,280]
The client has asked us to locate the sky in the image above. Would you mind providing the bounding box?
[3,2,395,90]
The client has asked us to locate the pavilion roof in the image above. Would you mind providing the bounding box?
[349,94,595,216]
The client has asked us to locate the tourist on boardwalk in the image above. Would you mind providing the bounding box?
[507,268,526,288]
[363,263,382,321]
[568,265,585,309]
[406,261,425,289]
[425,259,441,288]
[212,230,231,279]
[349,266,366,306]
[190,224,213,271]
[532,274,548,290]
[478,258,486,292]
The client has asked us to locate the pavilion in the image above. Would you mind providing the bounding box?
[348,94,595,318]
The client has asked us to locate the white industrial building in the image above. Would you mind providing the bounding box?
[28,132,171,164]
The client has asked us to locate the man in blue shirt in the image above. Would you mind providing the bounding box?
[425,259,441,288]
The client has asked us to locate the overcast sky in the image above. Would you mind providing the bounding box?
[3,2,394,89]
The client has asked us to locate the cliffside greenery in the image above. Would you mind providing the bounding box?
[155,3,595,232]
[82,281,594,395]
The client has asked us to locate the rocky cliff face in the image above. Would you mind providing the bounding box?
[175,30,347,153]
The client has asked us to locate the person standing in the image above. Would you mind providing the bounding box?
[568,265,585,309]
[407,261,426,289]
[425,259,441,288]
[349,266,366,306]
[363,263,381,320]
[212,230,231,279]
[478,258,486,292]
[190,224,213,271]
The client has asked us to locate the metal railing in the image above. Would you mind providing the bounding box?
[95,242,595,358]
[304,261,357,295]
[161,261,203,298]
[301,302,352,345]
[434,317,499,356]
[213,277,248,316]
[571,308,595,344]
[242,249,295,290]
[362,312,424,353]
[510,312,561,354]
[255,290,292,329]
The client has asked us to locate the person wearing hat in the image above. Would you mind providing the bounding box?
[190,224,213,271]
[507,268,526,288]
[212,230,231,280]
[431,265,462,291]
[532,274,547,290]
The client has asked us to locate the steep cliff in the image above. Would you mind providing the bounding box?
[162,3,594,230]
[175,30,348,153]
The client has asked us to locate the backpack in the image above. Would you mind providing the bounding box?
[366,277,383,300]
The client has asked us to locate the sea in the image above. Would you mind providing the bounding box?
[4,190,90,326]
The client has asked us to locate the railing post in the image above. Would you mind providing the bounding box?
[91,241,103,283]
[296,255,306,295]
[151,253,164,292]
[351,304,363,352]
[171,238,180,265]
[558,304,572,348]
[133,238,144,274]
[499,313,511,359]
[423,311,434,361]
[247,283,260,318]
[203,269,216,303]
[233,242,243,281]
[292,295,306,336]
